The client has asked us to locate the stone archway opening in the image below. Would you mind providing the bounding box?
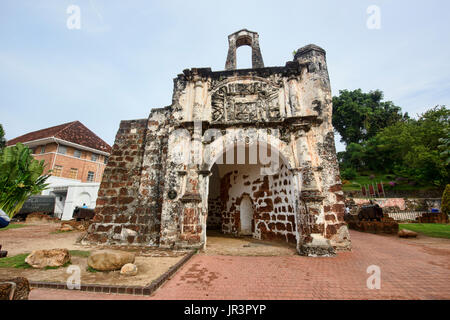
[206,141,298,246]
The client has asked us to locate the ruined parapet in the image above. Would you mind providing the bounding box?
[225,29,264,70]
[81,112,170,246]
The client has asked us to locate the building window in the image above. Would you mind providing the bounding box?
[87,171,95,182]
[58,145,67,155]
[69,168,78,179]
[104,156,109,164]
[40,146,45,154]
[74,149,82,158]
[91,153,98,162]
[53,165,63,177]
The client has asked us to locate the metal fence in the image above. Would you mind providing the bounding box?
[386,211,427,222]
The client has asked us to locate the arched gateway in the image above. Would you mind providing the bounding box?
[82,30,351,256]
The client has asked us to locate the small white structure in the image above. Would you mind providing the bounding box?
[42,176,99,220]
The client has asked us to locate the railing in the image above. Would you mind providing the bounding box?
[386,211,427,222]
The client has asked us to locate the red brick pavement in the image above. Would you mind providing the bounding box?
[150,231,450,300]
[30,231,450,300]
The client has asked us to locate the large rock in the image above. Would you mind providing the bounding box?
[398,229,418,238]
[87,250,135,271]
[61,220,87,231]
[0,277,30,300]
[25,249,71,268]
[120,263,138,276]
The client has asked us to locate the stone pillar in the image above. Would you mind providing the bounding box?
[178,166,204,248]
[292,131,337,256]
[288,76,299,116]
[192,79,204,121]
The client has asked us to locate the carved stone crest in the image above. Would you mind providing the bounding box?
[211,81,280,123]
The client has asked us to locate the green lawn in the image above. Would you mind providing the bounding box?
[400,223,450,239]
[0,223,28,231]
[0,253,31,269]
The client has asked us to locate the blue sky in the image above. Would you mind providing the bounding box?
[1,0,449,152]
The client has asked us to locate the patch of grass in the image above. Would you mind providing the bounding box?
[0,253,31,269]
[0,251,87,270]
[400,223,450,239]
[69,250,90,257]
[86,266,99,273]
[0,223,27,231]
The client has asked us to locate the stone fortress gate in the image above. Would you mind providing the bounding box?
[83,29,351,256]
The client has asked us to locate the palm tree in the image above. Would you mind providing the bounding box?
[0,143,50,219]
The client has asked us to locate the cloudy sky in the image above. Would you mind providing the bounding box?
[1,0,449,152]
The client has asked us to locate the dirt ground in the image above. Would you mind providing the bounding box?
[0,223,186,286]
[0,222,86,256]
[202,230,297,256]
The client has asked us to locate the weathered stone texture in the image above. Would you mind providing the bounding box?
[85,30,351,256]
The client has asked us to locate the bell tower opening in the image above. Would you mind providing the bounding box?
[225,29,265,70]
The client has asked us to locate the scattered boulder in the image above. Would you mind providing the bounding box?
[59,225,74,232]
[87,250,135,271]
[398,229,418,238]
[120,263,138,276]
[25,249,71,268]
[61,220,87,231]
[0,277,30,300]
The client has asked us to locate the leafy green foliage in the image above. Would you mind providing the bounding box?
[438,127,450,165]
[0,124,6,149]
[332,89,407,145]
[0,143,50,218]
[442,184,450,215]
[341,167,357,180]
[337,105,449,187]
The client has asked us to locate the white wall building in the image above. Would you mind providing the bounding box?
[42,176,99,220]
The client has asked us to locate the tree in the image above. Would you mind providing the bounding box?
[442,184,450,215]
[438,125,450,166]
[332,89,407,146]
[340,105,449,187]
[0,124,6,149]
[0,143,50,218]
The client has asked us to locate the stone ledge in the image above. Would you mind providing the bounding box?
[29,250,196,296]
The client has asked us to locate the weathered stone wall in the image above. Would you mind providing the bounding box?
[216,163,296,243]
[83,119,150,245]
[207,197,222,229]
[82,110,171,246]
[417,212,448,223]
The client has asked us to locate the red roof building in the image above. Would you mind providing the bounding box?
[7,121,112,183]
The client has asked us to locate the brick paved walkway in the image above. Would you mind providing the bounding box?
[30,231,450,300]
